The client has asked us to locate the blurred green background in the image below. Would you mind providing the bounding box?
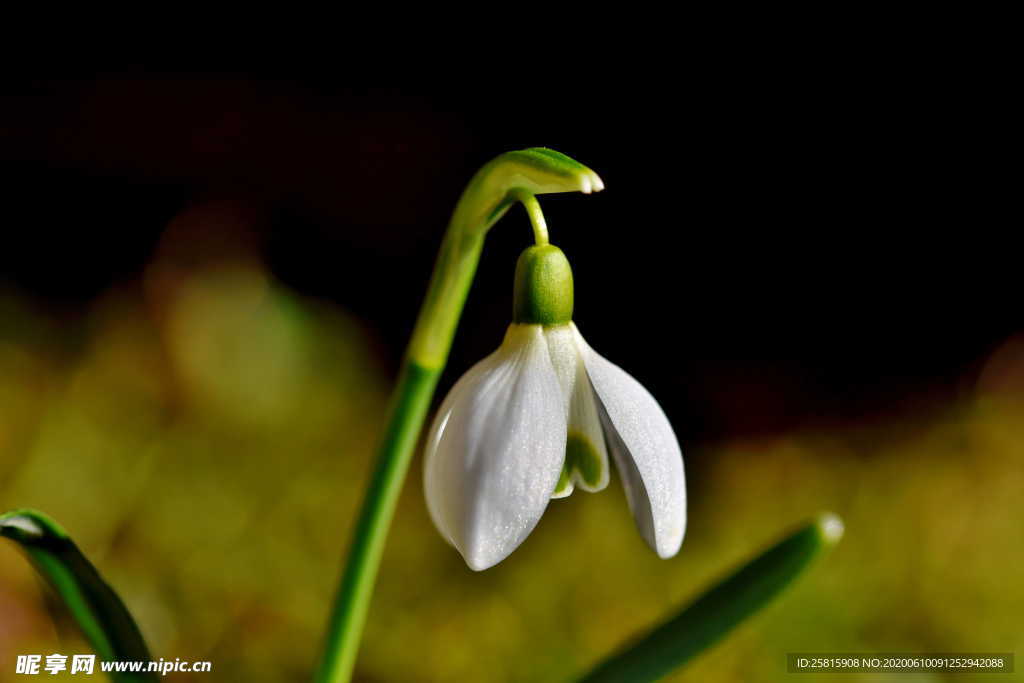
[0,76,1018,681]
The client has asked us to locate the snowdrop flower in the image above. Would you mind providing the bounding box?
[424,244,686,570]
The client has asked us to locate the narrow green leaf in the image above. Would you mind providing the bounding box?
[1,509,155,681]
[578,513,844,683]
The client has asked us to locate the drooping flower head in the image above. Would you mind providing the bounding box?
[424,242,686,570]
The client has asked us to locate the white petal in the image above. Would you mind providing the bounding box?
[423,324,567,570]
[573,323,687,558]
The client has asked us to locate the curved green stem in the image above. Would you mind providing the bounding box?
[512,189,550,245]
[312,148,603,683]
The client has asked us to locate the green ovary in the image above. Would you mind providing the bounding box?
[553,430,605,496]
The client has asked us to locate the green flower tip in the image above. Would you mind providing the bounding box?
[815,512,844,545]
[0,509,67,544]
[553,431,606,497]
[513,244,574,326]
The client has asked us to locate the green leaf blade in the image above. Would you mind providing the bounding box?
[578,513,844,683]
[1,509,155,681]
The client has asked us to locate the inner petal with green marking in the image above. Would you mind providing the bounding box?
[544,323,611,499]
[553,430,609,498]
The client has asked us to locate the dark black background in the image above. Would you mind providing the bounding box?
[0,71,1015,445]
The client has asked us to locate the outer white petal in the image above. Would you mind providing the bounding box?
[423,324,567,570]
[572,323,687,558]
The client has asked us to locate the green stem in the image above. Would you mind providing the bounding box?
[512,189,550,245]
[313,362,439,683]
[312,148,604,683]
